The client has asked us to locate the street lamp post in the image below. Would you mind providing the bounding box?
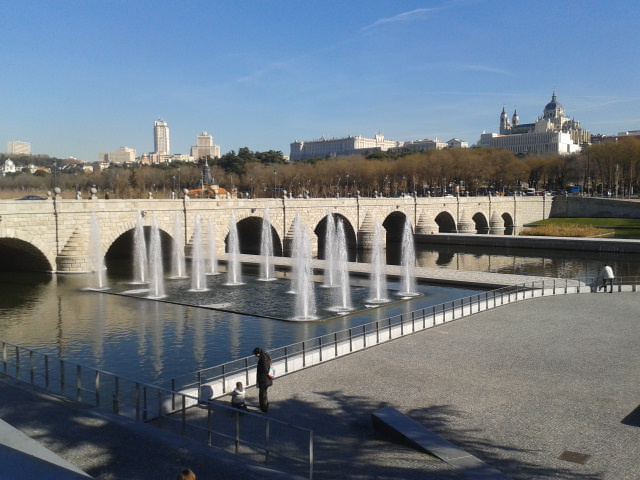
[273,170,277,198]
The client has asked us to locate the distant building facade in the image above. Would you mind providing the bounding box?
[446,138,469,148]
[399,138,447,153]
[591,130,640,144]
[7,141,30,156]
[154,120,170,155]
[190,132,220,159]
[98,146,137,165]
[290,133,403,162]
[478,91,590,155]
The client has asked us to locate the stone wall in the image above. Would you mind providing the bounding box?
[550,196,640,219]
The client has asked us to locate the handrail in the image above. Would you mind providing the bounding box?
[0,340,314,479]
[585,275,639,292]
[167,279,592,397]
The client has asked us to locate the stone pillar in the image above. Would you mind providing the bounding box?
[357,211,377,249]
[489,211,505,235]
[56,227,93,273]
[283,221,296,257]
[457,213,476,234]
[415,213,438,235]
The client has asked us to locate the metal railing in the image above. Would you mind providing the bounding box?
[0,341,314,479]
[585,275,639,293]
[168,279,591,398]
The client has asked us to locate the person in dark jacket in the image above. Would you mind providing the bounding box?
[253,347,273,412]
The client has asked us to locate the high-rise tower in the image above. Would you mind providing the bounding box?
[154,120,170,155]
[190,131,220,159]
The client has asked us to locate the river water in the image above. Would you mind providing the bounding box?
[1,244,638,386]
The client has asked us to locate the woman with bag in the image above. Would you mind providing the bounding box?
[253,347,273,412]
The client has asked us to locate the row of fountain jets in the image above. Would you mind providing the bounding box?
[89,208,418,321]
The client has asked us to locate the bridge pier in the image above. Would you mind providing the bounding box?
[55,228,94,273]
[356,212,379,249]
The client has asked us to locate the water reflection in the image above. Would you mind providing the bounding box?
[385,242,640,282]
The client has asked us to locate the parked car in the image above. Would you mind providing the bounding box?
[16,195,47,200]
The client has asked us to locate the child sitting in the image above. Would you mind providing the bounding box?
[231,381,248,410]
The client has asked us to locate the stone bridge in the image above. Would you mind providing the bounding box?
[0,195,553,273]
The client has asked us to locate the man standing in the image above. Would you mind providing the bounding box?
[602,264,615,293]
[253,347,273,412]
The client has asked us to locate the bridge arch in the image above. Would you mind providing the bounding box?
[234,215,283,256]
[382,211,411,243]
[472,212,490,234]
[315,213,357,260]
[502,212,514,235]
[106,226,174,267]
[0,236,53,272]
[434,212,457,233]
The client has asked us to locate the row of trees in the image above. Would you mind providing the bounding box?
[1,138,639,199]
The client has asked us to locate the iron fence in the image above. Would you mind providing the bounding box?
[0,341,314,479]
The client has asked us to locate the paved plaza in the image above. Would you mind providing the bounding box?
[1,291,639,479]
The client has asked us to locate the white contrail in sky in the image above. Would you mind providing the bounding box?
[360,8,439,32]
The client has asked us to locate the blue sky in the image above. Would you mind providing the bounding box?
[1,0,639,162]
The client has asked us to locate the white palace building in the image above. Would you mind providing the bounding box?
[477,91,591,155]
[289,133,403,162]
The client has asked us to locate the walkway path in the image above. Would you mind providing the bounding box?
[1,291,638,479]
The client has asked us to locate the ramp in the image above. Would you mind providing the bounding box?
[0,418,92,479]
[372,407,512,480]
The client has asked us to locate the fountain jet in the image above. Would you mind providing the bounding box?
[330,219,352,311]
[399,218,418,297]
[259,207,276,281]
[148,216,165,298]
[132,211,148,284]
[190,215,207,291]
[292,214,317,320]
[368,220,389,303]
[225,211,243,285]
[323,213,338,287]
[171,211,187,278]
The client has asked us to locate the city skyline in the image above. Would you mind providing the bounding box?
[1,0,639,162]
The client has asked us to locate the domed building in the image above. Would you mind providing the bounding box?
[1,158,17,176]
[479,90,591,155]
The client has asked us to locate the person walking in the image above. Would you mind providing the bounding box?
[253,347,273,412]
[601,264,615,293]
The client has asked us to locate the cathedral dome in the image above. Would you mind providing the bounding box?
[544,91,565,118]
